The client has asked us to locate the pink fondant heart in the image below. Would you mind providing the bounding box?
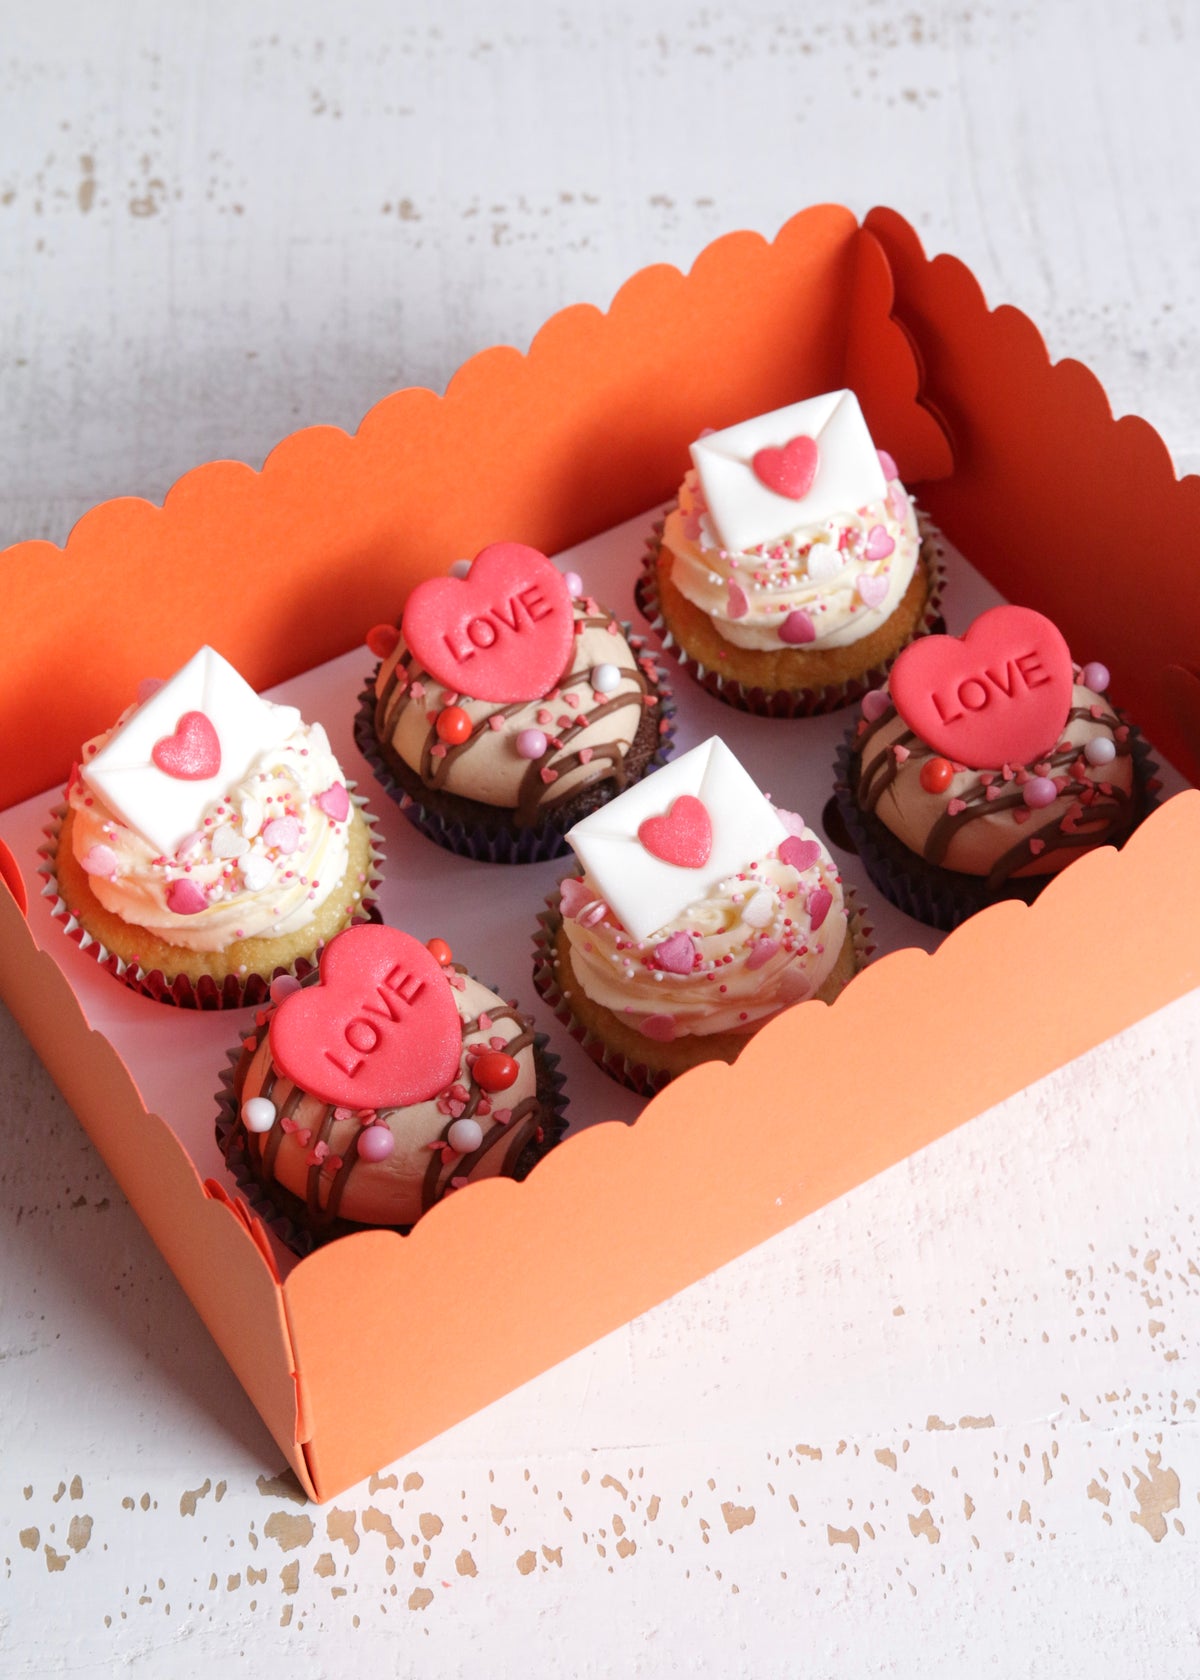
[744,938,779,971]
[864,525,895,561]
[270,925,463,1109]
[857,573,890,609]
[559,877,593,920]
[653,930,696,974]
[152,711,221,781]
[317,783,350,822]
[889,605,1073,771]
[778,836,821,874]
[807,886,833,931]
[779,609,816,645]
[166,878,207,915]
[402,542,574,703]
[81,844,118,879]
[637,795,712,870]
[263,816,300,854]
[727,581,750,620]
[752,435,819,500]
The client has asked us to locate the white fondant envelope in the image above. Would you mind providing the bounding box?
[565,737,788,943]
[692,388,888,554]
[82,646,301,857]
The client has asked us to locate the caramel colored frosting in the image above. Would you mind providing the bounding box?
[374,594,658,821]
[660,461,921,653]
[854,678,1137,883]
[559,818,847,1040]
[68,710,355,952]
[236,970,543,1229]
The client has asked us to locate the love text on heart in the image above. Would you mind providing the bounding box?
[930,649,1052,726]
[323,965,427,1081]
[440,583,555,666]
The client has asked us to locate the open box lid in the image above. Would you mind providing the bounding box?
[2,205,1199,1501]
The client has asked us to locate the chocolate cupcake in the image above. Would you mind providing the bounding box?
[357,542,674,862]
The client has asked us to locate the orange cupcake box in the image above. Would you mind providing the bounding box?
[2,204,1199,1502]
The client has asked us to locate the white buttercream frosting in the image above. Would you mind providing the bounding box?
[69,705,355,952]
[560,818,847,1039]
[661,465,921,653]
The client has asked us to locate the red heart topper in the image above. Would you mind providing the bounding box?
[751,435,819,501]
[888,605,1073,770]
[269,925,463,1109]
[152,711,221,781]
[402,542,574,702]
[637,794,713,869]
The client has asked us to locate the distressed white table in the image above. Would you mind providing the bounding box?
[2,4,1198,1674]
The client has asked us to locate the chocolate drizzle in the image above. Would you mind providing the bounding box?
[375,604,653,820]
[854,699,1136,888]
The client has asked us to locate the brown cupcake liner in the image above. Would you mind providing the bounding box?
[37,790,385,1011]
[215,1008,569,1258]
[531,883,875,1098]
[832,714,1162,934]
[353,628,676,864]
[634,510,948,718]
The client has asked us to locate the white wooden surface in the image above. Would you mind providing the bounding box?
[3,3,1199,1674]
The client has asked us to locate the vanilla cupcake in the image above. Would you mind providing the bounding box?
[220,923,566,1248]
[637,389,944,715]
[42,646,380,1006]
[533,737,866,1092]
[836,604,1158,930]
[358,541,673,863]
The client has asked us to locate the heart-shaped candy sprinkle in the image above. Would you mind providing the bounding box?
[861,688,891,722]
[864,525,895,562]
[745,938,780,971]
[638,1014,677,1042]
[240,794,263,839]
[876,449,899,480]
[778,836,821,874]
[263,816,300,854]
[653,930,696,974]
[211,824,249,859]
[559,877,594,920]
[806,543,842,583]
[269,975,302,1004]
[779,609,816,645]
[857,573,890,609]
[152,711,221,781]
[637,794,712,869]
[167,878,207,916]
[241,852,275,891]
[270,925,462,1109]
[752,435,819,500]
[807,886,833,930]
[358,1123,396,1163]
[317,783,350,822]
[81,844,118,879]
[741,890,775,928]
[727,581,750,620]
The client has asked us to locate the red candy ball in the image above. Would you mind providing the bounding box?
[426,937,453,967]
[473,1050,519,1093]
[436,705,473,745]
[366,622,401,660]
[920,756,955,795]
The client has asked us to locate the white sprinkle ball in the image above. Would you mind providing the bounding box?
[242,1097,277,1134]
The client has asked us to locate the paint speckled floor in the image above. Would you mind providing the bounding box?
[2,3,1199,1674]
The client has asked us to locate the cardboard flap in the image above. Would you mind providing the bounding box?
[844,227,954,483]
[282,791,1200,1499]
[866,205,1200,787]
[0,873,310,1491]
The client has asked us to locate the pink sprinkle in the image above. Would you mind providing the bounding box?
[488,715,506,731]
[430,743,447,759]
[578,746,594,764]
[807,887,833,931]
[727,581,750,620]
[744,938,779,972]
[537,709,553,725]
[316,783,350,822]
[409,681,426,699]
[81,843,119,879]
[861,688,890,723]
[639,1014,677,1042]
[1029,838,1047,856]
[492,1109,512,1126]
[167,878,207,915]
[947,797,967,816]
[540,767,559,783]
[892,744,910,763]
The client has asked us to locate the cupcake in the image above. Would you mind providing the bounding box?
[636,389,944,715]
[358,541,674,863]
[41,646,381,1007]
[836,604,1158,930]
[532,737,865,1093]
[219,923,566,1248]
